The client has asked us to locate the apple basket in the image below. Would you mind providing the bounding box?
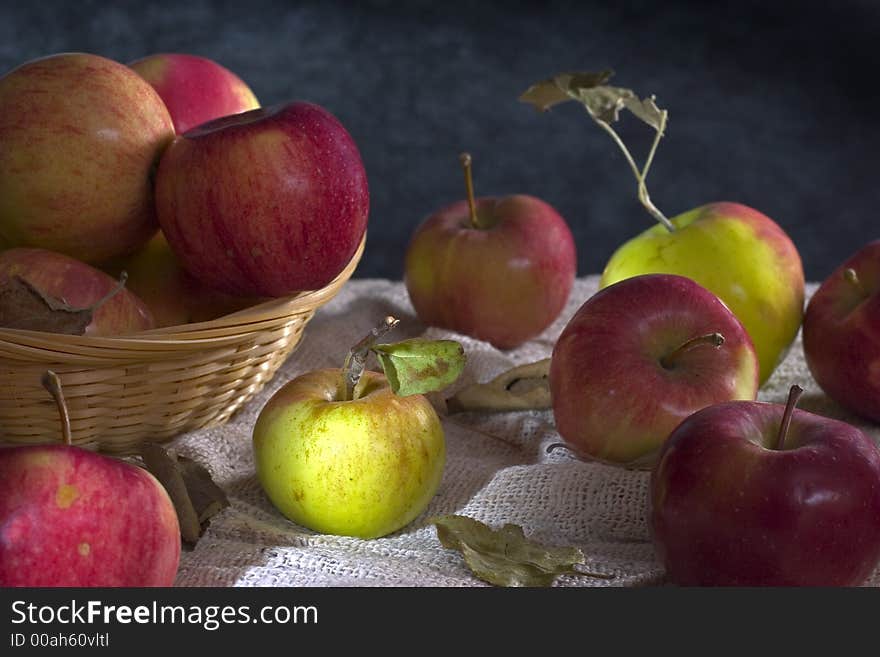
[0,238,364,455]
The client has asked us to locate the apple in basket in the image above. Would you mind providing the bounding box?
[129,52,260,135]
[0,52,175,263]
[113,232,261,328]
[0,372,180,586]
[0,247,154,335]
[252,318,465,539]
[404,153,576,349]
[155,101,369,297]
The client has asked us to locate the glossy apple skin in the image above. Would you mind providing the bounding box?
[117,233,261,328]
[600,202,804,385]
[404,195,576,349]
[129,53,260,134]
[252,369,445,539]
[0,53,175,263]
[0,444,181,586]
[0,248,154,335]
[651,401,880,586]
[803,240,880,421]
[550,274,759,466]
[156,102,369,297]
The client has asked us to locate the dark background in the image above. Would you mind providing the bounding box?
[1,0,877,281]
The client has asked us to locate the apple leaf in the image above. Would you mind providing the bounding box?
[446,358,551,414]
[0,275,94,334]
[140,443,230,547]
[431,515,613,587]
[621,94,666,133]
[372,339,466,397]
[518,70,613,111]
[519,69,666,132]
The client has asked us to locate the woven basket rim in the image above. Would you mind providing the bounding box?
[0,234,365,348]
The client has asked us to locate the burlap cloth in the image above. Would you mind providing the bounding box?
[171,277,880,587]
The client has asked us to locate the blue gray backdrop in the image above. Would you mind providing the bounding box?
[1,0,876,281]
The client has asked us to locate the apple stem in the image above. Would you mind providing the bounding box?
[843,268,868,298]
[459,152,484,229]
[339,316,400,402]
[660,332,724,369]
[592,109,675,232]
[41,370,73,447]
[90,271,129,312]
[775,384,804,451]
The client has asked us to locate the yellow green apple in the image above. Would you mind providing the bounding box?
[252,368,445,539]
[600,202,804,384]
[253,320,463,539]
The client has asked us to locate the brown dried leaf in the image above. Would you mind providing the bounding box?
[518,70,613,111]
[520,69,667,131]
[446,359,551,414]
[622,94,666,133]
[0,275,93,334]
[140,443,230,547]
[431,515,612,587]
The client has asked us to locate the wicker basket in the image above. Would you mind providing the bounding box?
[0,237,365,454]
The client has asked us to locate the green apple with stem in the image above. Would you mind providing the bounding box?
[520,71,805,385]
[252,317,465,539]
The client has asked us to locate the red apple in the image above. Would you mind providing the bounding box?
[404,154,576,349]
[549,274,759,466]
[129,53,260,134]
[650,386,880,586]
[0,53,175,263]
[803,240,880,421]
[155,102,369,297]
[0,247,154,335]
[601,202,806,386]
[117,233,261,328]
[0,373,180,587]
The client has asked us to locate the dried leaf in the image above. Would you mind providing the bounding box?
[447,359,552,414]
[520,69,667,131]
[0,275,93,334]
[518,70,613,111]
[431,515,612,587]
[372,339,466,397]
[574,84,636,124]
[622,94,666,133]
[140,443,230,547]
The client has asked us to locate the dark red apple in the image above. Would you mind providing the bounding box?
[155,102,369,297]
[0,247,154,335]
[549,274,759,466]
[650,386,880,586]
[404,154,576,349]
[803,240,880,421]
